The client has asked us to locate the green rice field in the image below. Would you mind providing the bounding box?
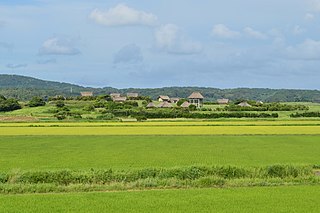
[0,135,319,171]
[1,186,320,213]
[1,120,320,212]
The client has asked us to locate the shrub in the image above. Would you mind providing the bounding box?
[96,113,115,120]
[0,97,21,112]
[28,96,46,107]
[55,100,65,108]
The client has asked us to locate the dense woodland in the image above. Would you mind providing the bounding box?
[1,74,320,102]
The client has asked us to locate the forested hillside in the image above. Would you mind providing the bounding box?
[0,74,319,102]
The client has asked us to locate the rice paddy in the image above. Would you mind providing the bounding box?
[1,120,320,212]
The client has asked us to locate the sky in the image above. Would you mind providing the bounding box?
[1,0,320,89]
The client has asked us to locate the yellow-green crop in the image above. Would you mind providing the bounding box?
[0,125,320,135]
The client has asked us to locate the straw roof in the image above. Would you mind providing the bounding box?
[188,92,204,99]
[158,95,170,101]
[157,101,173,108]
[170,98,180,103]
[146,102,156,108]
[180,101,191,108]
[80,92,93,97]
[217,98,229,104]
[127,93,139,98]
[238,101,252,107]
[113,97,127,102]
[110,93,121,98]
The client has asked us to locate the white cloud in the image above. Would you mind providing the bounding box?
[155,24,202,55]
[305,13,315,20]
[243,27,268,40]
[89,4,157,27]
[114,44,143,64]
[286,39,320,60]
[39,37,80,55]
[211,24,240,39]
[293,25,305,35]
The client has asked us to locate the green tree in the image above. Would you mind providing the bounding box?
[0,97,21,112]
[28,96,46,107]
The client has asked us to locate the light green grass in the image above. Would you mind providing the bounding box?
[0,186,319,212]
[0,135,319,171]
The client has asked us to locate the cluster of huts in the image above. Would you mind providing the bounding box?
[80,91,260,108]
[80,91,206,108]
[146,92,205,108]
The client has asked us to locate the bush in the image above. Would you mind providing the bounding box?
[0,97,21,112]
[96,113,115,120]
[55,100,65,108]
[83,104,95,112]
[290,112,320,118]
[28,96,46,107]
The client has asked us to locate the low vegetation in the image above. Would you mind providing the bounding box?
[0,165,318,194]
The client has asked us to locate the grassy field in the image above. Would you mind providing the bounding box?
[0,135,319,171]
[1,186,320,212]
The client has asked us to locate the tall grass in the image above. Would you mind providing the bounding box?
[0,165,318,194]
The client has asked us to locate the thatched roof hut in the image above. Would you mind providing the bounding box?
[113,97,127,102]
[217,98,229,105]
[146,102,156,108]
[188,92,204,99]
[238,101,252,107]
[170,98,180,103]
[110,93,121,98]
[180,101,191,108]
[188,92,204,108]
[158,95,170,102]
[157,101,173,108]
[127,93,139,98]
[80,91,93,97]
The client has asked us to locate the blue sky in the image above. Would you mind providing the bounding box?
[1,0,320,89]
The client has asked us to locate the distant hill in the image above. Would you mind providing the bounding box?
[0,74,320,102]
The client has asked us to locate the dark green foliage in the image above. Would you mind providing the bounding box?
[266,165,311,178]
[188,104,197,111]
[112,109,278,119]
[55,100,65,108]
[48,96,65,101]
[290,112,320,118]
[96,113,115,120]
[93,100,106,108]
[225,103,309,112]
[0,96,21,112]
[83,104,95,112]
[28,96,46,107]
[0,173,8,183]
